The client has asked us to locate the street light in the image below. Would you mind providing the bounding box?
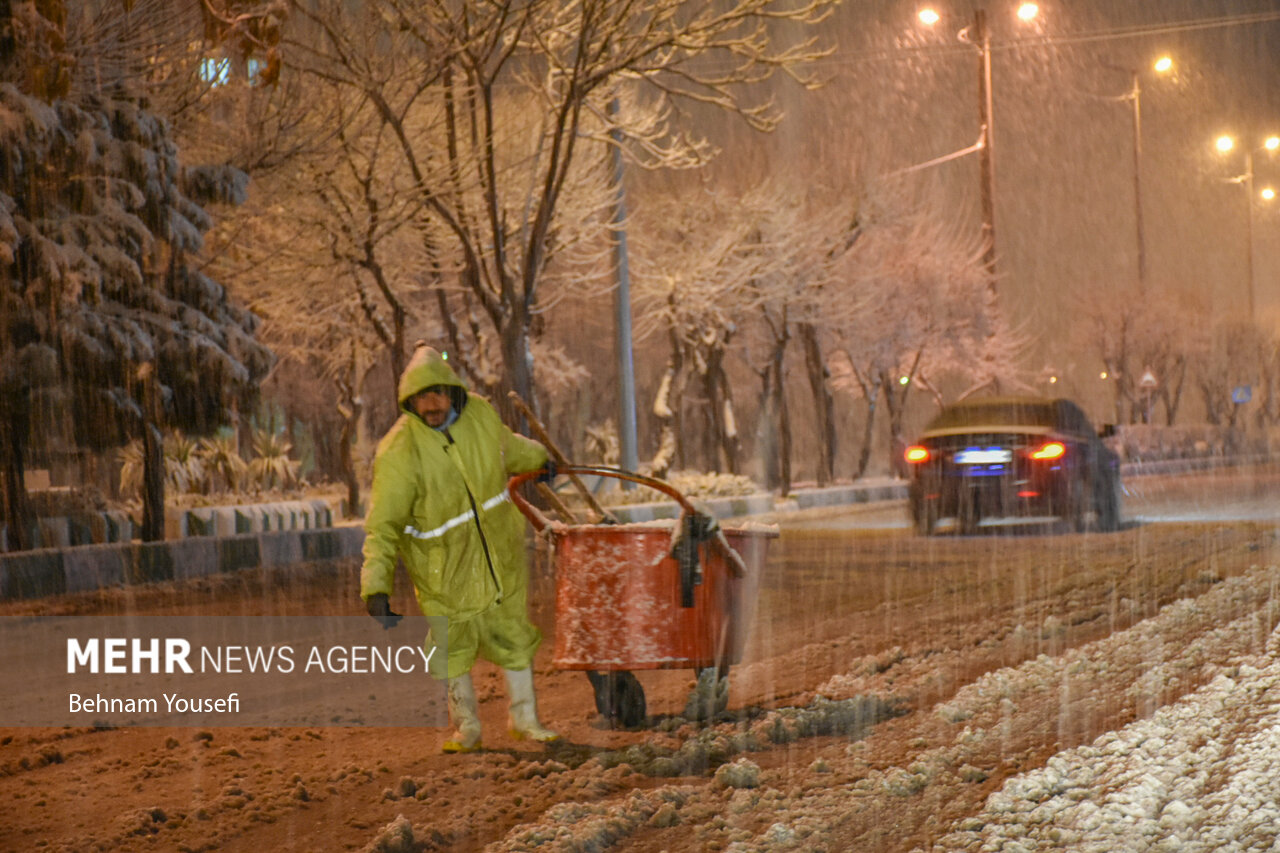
[918,4,1039,288]
[1214,133,1280,316]
[608,97,639,477]
[1102,55,1174,292]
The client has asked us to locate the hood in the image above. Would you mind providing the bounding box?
[397,345,469,413]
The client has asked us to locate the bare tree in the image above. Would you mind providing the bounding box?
[829,201,1004,478]
[1195,318,1268,431]
[632,189,780,474]
[1,0,271,548]
[283,0,835,423]
[1257,327,1280,430]
[1077,282,1205,426]
[739,183,863,492]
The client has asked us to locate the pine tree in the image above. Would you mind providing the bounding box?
[0,0,271,549]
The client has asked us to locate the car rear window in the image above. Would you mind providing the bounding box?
[927,401,1057,430]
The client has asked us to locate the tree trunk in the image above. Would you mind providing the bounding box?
[759,338,791,494]
[703,347,738,474]
[758,369,779,490]
[1200,381,1222,426]
[140,422,165,541]
[1162,359,1186,426]
[854,380,879,480]
[0,385,35,551]
[881,367,910,474]
[339,412,361,517]
[662,318,688,472]
[336,345,365,517]
[499,311,536,429]
[798,323,834,485]
[139,365,165,542]
[1257,353,1278,428]
[388,307,406,402]
[776,366,792,496]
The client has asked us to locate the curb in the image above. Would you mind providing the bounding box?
[1119,453,1272,478]
[0,527,364,602]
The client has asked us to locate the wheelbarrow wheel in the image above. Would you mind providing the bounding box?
[586,670,646,728]
[683,665,730,721]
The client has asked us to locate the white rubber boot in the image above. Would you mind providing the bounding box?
[504,667,560,743]
[441,673,483,753]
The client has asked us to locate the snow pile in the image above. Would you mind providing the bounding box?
[491,787,695,851]
[461,562,1280,852]
[931,652,1280,852]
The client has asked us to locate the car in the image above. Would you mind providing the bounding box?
[903,396,1121,535]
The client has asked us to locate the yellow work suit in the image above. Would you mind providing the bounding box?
[361,346,548,679]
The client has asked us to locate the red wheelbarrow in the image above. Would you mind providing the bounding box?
[507,465,777,727]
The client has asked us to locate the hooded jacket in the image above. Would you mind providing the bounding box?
[360,346,548,623]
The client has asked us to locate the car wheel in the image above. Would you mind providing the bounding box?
[1061,475,1088,532]
[1096,474,1121,532]
[914,504,937,536]
[957,497,980,535]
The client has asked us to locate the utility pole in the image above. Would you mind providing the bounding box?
[609,98,639,478]
[1244,149,1256,316]
[1129,69,1147,290]
[975,8,997,288]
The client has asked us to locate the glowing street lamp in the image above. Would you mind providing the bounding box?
[1214,133,1280,315]
[917,4,1040,287]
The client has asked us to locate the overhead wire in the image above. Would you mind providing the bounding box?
[787,9,1280,68]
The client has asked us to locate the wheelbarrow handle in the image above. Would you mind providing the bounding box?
[507,469,555,532]
[506,465,749,577]
[564,465,703,513]
[508,465,700,531]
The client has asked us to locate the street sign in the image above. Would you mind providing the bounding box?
[1139,369,1158,389]
[1232,385,1252,404]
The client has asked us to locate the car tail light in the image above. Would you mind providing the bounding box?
[904,445,930,463]
[1029,441,1066,461]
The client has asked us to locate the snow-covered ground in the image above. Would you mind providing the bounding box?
[451,563,1280,852]
[3,468,1277,853]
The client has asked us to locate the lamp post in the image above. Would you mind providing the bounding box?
[1215,134,1280,316]
[974,8,997,280]
[1103,56,1173,293]
[919,3,1039,288]
[608,97,639,478]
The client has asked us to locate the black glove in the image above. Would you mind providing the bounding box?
[536,458,557,485]
[365,593,403,630]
